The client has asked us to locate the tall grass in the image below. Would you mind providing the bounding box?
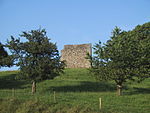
[0,69,150,113]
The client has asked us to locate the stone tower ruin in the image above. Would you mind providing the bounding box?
[61,43,92,68]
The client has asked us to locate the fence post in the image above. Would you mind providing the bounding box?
[99,98,102,110]
[12,88,15,97]
[54,91,56,103]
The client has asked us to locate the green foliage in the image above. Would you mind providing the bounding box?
[6,29,65,81]
[0,43,13,68]
[89,22,150,93]
[0,43,8,68]
[128,22,150,81]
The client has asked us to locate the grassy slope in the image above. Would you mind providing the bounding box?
[0,69,150,113]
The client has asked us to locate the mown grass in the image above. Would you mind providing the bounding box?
[0,69,150,113]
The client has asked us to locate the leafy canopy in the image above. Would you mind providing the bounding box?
[89,22,150,87]
[0,43,13,68]
[7,29,65,81]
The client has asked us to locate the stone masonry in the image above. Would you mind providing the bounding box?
[61,44,92,68]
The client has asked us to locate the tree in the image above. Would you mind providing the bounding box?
[89,22,150,96]
[7,29,65,94]
[0,42,13,68]
[128,22,150,81]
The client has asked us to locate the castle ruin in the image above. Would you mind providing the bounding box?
[61,44,92,68]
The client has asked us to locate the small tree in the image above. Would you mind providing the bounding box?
[0,42,13,68]
[7,29,65,94]
[89,22,150,96]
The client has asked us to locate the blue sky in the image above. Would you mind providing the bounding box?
[0,0,150,70]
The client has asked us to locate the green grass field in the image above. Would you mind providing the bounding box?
[0,69,150,113]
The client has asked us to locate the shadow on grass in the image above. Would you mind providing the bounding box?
[0,73,30,89]
[48,81,116,92]
[124,87,150,95]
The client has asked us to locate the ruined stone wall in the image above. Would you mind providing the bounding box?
[61,44,92,68]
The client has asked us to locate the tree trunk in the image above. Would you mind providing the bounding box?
[117,85,122,96]
[32,80,36,94]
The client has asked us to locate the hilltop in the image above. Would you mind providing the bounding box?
[0,69,150,113]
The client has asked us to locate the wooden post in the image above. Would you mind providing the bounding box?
[99,98,102,110]
[12,88,15,97]
[54,91,56,103]
[32,81,36,94]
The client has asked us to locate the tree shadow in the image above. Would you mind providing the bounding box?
[124,87,150,95]
[0,73,30,89]
[48,81,116,92]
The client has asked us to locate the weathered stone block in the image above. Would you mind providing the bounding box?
[61,44,92,68]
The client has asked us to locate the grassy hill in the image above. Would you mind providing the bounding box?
[0,69,150,113]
